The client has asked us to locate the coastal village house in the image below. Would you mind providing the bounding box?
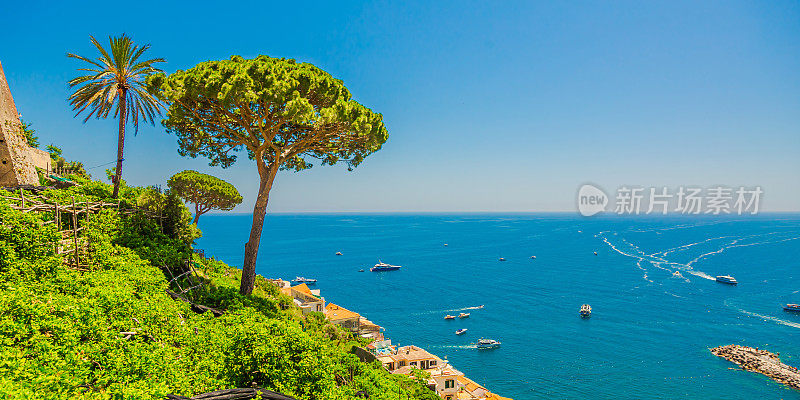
[375,345,511,400]
[280,283,324,315]
[273,278,511,399]
[324,302,383,341]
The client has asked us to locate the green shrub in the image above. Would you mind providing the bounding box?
[0,187,436,400]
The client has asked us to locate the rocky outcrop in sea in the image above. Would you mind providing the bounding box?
[710,345,800,391]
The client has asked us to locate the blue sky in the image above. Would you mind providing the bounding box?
[1,1,798,212]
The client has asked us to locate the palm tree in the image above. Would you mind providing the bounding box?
[67,34,165,198]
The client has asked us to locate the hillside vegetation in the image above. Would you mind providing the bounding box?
[0,177,436,399]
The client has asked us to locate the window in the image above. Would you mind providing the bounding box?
[399,361,406,367]
[445,379,454,389]
[429,360,437,367]
[410,361,417,366]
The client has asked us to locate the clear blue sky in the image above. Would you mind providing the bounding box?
[1,1,798,212]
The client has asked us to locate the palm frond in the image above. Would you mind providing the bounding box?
[67,33,166,128]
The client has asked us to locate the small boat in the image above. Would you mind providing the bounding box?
[455,329,468,335]
[477,305,484,309]
[499,257,506,262]
[459,313,470,318]
[476,338,501,349]
[580,304,592,318]
[293,276,317,283]
[358,269,365,272]
[530,255,536,259]
[672,271,683,278]
[444,243,448,247]
[715,275,738,285]
[593,251,598,256]
[784,304,800,312]
[370,260,401,272]
[444,315,456,320]
[335,251,343,256]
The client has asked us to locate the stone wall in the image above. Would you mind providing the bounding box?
[0,60,40,186]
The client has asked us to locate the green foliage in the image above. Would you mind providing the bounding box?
[149,55,388,171]
[20,118,39,148]
[168,170,242,223]
[67,34,165,130]
[0,189,434,399]
[46,144,88,177]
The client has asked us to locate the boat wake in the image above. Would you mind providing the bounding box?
[426,344,478,350]
[413,306,484,315]
[597,228,800,285]
[734,308,800,330]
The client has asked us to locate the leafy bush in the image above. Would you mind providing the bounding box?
[0,189,436,400]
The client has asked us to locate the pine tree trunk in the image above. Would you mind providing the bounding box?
[112,89,127,199]
[193,203,200,225]
[240,164,278,295]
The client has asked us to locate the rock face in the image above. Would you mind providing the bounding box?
[711,345,800,391]
[0,60,39,187]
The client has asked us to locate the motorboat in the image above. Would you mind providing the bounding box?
[370,260,401,272]
[580,304,592,318]
[444,243,448,247]
[444,315,456,320]
[593,251,598,256]
[530,255,536,259]
[784,304,800,312]
[476,338,501,349]
[477,305,484,309]
[455,329,468,335]
[292,276,317,283]
[335,251,343,256]
[715,275,738,285]
[459,313,470,318]
[498,257,506,262]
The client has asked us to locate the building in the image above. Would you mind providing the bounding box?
[324,302,361,332]
[280,283,324,315]
[378,345,443,372]
[453,376,513,400]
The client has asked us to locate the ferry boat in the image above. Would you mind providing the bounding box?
[444,315,456,320]
[455,328,468,335]
[715,275,738,285]
[370,261,401,272]
[292,276,317,283]
[784,304,800,312]
[476,338,501,349]
[580,304,592,318]
[459,313,470,318]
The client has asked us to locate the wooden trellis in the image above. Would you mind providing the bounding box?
[1,189,165,268]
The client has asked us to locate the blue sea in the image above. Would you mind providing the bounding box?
[196,213,800,399]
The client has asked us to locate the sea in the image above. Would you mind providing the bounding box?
[196,213,800,399]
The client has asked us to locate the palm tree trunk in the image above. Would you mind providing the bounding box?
[112,89,127,198]
[240,164,279,295]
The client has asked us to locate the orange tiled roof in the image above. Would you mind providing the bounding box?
[485,394,513,400]
[292,283,313,295]
[457,376,483,392]
[325,302,360,321]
